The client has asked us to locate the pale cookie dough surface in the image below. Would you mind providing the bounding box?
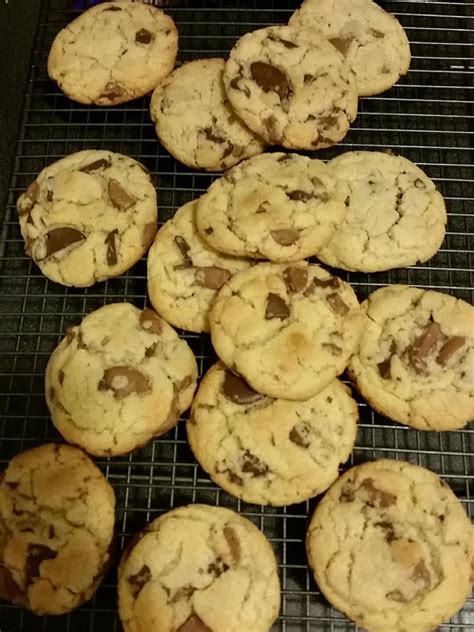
[196,152,348,261]
[17,150,157,287]
[187,363,358,506]
[48,1,178,105]
[317,151,447,272]
[46,303,198,456]
[348,285,474,430]
[0,444,115,615]
[118,504,281,632]
[307,459,474,632]
[150,58,265,171]
[289,0,411,96]
[147,200,251,333]
[210,262,364,400]
[223,25,358,149]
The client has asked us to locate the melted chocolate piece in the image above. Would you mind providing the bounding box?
[250,62,290,100]
[283,267,308,293]
[287,190,313,202]
[265,293,290,320]
[360,478,396,508]
[0,566,23,603]
[329,37,352,56]
[289,424,310,448]
[406,322,442,373]
[436,336,465,365]
[374,520,396,543]
[105,229,118,266]
[339,485,355,503]
[194,266,231,290]
[177,613,212,632]
[108,179,135,210]
[98,366,151,399]
[268,34,298,49]
[44,227,86,259]
[26,544,57,583]
[135,28,153,44]
[224,526,241,563]
[174,235,192,266]
[241,451,269,476]
[264,115,280,143]
[370,28,385,39]
[326,293,349,315]
[311,276,340,290]
[378,341,397,379]
[139,308,162,335]
[222,370,263,405]
[79,158,111,173]
[270,228,299,246]
[127,564,151,598]
[99,82,125,101]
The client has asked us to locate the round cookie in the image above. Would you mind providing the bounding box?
[223,25,358,150]
[187,362,358,506]
[147,199,251,333]
[0,444,115,615]
[150,58,265,171]
[48,1,178,105]
[306,459,474,632]
[348,285,474,431]
[118,504,281,632]
[317,151,447,272]
[289,0,411,96]
[196,152,348,261]
[17,150,157,287]
[209,262,363,400]
[45,303,198,456]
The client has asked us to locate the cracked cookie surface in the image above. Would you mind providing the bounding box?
[187,363,358,506]
[17,150,158,287]
[317,151,446,272]
[196,152,347,261]
[223,25,358,150]
[306,459,474,632]
[0,443,115,615]
[147,200,252,333]
[118,503,280,632]
[348,285,474,430]
[289,0,411,96]
[45,303,198,456]
[209,262,364,400]
[48,1,178,105]
[150,58,265,171]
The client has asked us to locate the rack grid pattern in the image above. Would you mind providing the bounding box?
[0,1,473,630]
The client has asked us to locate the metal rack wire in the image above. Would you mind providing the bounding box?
[0,0,472,630]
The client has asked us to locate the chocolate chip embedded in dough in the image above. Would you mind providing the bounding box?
[176,374,193,392]
[250,62,290,100]
[268,34,298,49]
[177,613,212,632]
[43,227,86,259]
[135,28,154,44]
[289,423,310,448]
[378,341,397,379]
[360,477,396,508]
[98,366,151,399]
[270,228,300,246]
[224,526,241,563]
[0,566,23,603]
[319,114,339,129]
[339,485,355,503]
[312,276,340,290]
[287,190,313,202]
[329,37,352,56]
[369,28,385,39]
[105,229,118,266]
[326,293,349,315]
[99,82,125,102]
[204,227,213,235]
[127,564,151,598]
[222,370,263,405]
[174,235,193,266]
[139,308,163,335]
[142,222,157,250]
[108,179,135,210]
[406,322,442,373]
[283,266,308,293]
[194,266,231,290]
[79,157,111,173]
[414,178,426,189]
[436,336,465,365]
[374,520,396,543]
[263,114,280,143]
[265,293,290,320]
[304,73,314,84]
[241,450,269,476]
[26,544,57,583]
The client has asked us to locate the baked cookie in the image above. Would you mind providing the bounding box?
[0,444,115,615]
[289,0,411,96]
[147,199,251,333]
[45,303,198,456]
[210,262,363,400]
[223,25,358,150]
[196,152,348,261]
[187,362,358,506]
[307,459,474,632]
[150,58,265,171]
[118,504,280,632]
[317,151,447,272]
[348,285,474,431]
[17,150,157,287]
[48,1,178,105]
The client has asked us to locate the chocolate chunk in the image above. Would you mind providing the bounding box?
[177,613,212,632]
[228,471,243,486]
[303,74,314,84]
[287,190,312,202]
[127,564,151,598]
[329,37,352,55]
[79,157,111,173]
[277,155,292,163]
[374,520,395,543]
[250,62,290,100]
[26,544,57,583]
[370,28,385,39]
[265,293,290,320]
[339,485,355,503]
[319,114,339,129]
[105,229,118,266]
[360,478,396,508]
[406,322,442,373]
[98,366,151,399]
[44,227,86,259]
[174,235,193,266]
[108,179,135,210]
[176,375,193,392]
[104,5,122,10]
[194,266,231,290]
[270,228,299,246]
[142,222,157,249]
[436,336,465,365]
[139,308,162,335]
[230,75,241,91]
[0,566,23,602]
[264,115,280,143]
[207,557,229,578]
[46,190,53,202]
[289,423,310,448]
[241,450,268,476]
[222,370,263,405]
[378,342,397,379]
[203,127,225,144]
[144,343,158,358]
[58,370,65,385]
[99,82,125,101]
[25,180,39,202]
[135,28,153,44]
[326,293,349,315]
[224,526,241,563]
[268,34,298,49]
[170,585,196,603]
[204,227,213,235]
[283,267,308,293]
[322,343,342,356]
[414,178,425,189]
[311,276,340,290]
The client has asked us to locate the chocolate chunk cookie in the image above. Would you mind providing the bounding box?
[307,459,474,632]
[48,1,178,105]
[187,363,358,506]
[150,58,265,171]
[223,25,358,149]
[209,262,363,400]
[118,504,280,632]
[45,303,198,456]
[289,0,411,96]
[317,151,447,272]
[348,285,474,430]
[17,150,157,287]
[0,444,115,615]
[196,152,348,261]
[147,199,251,333]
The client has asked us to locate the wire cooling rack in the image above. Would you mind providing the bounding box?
[0,1,473,630]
